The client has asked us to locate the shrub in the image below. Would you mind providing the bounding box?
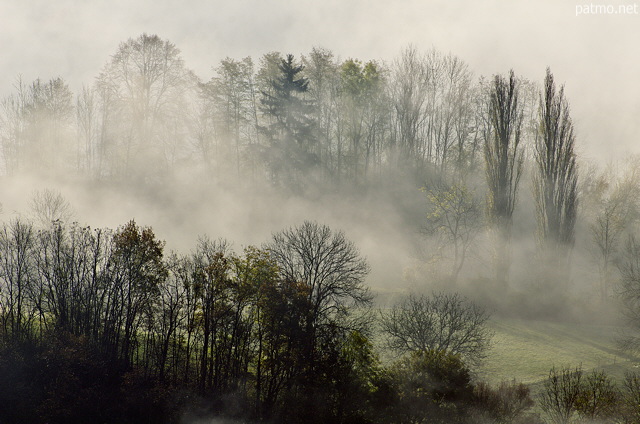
[473,380,535,423]
[388,349,474,423]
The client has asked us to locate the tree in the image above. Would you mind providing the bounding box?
[539,366,620,424]
[337,58,386,184]
[28,188,76,228]
[380,292,492,366]
[389,46,431,171]
[484,70,524,287]
[0,219,36,341]
[587,159,640,302]
[201,56,257,178]
[260,54,317,187]
[388,47,475,177]
[0,77,74,175]
[76,85,100,173]
[105,220,167,364]
[533,69,578,260]
[189,237,232,393]
[264,221,372,415]
[95,33,198,178]
[538,366,583,424]
[621,372,640,423]
[266,221,371,332]
[617,235,640,352]
[473,380,535,424]
[422,181,482,284]
[574,370,619,422]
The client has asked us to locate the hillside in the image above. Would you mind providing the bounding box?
[479,317,640,388]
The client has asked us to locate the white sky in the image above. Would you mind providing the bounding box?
[1,0,638,161]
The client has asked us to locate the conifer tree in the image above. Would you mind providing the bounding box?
[260,54,316,186]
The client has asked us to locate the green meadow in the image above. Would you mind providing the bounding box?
[478,317,640,390]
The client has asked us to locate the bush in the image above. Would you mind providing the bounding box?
[387,349,474,423]
[538,366,583,424]
[473,380,536,423]
[620,371,640,424]
[574,370,620,422]
[539,366,620,424]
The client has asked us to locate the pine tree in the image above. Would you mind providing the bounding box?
[260,54,316,186]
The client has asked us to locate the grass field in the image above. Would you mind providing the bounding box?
[477,317,640,391]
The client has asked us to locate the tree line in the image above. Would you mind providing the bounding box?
[0,34,538,187]
[0,34,591,294]
[0,217,517,423]
[3,216,640,423]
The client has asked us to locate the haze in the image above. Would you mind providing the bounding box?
[1,0,638,161]
[2,1,640,422]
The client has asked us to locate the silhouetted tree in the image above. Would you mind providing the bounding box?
[0,219,36,342]
[380,292,492,366]
[106,220,167,365]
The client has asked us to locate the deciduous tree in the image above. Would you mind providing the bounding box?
[484,70,524,287]
[380,292,492,366]
[533,69,578,258]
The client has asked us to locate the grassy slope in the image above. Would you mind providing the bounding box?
[478,317,640,389]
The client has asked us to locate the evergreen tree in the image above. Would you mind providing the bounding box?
[260,54,317,186]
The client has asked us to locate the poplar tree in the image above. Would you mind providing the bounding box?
[534,68,578,251]
[484,70,524,287]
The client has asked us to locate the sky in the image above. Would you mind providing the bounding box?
[0,0,638,160]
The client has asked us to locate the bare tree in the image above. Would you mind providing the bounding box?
[575,370,620,422]
[95,33,198,178]
[379,292,492,366]
[533,69,578,254]
[538,366,583,424]
[29,188,76,227]
[266,221,372,328]
[587,159,640,302]
[618,235,640,353]
[539,366,620,424]
[0,219,37,341]
[389,46,428,168]
[621,372,640,422]
[484,70,524,287]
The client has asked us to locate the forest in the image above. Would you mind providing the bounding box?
[1,33,640,423]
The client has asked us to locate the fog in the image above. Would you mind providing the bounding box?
[0,1,637,316]
[1,3,639,422]
[0,172,419,296]
[2,0,638,160]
